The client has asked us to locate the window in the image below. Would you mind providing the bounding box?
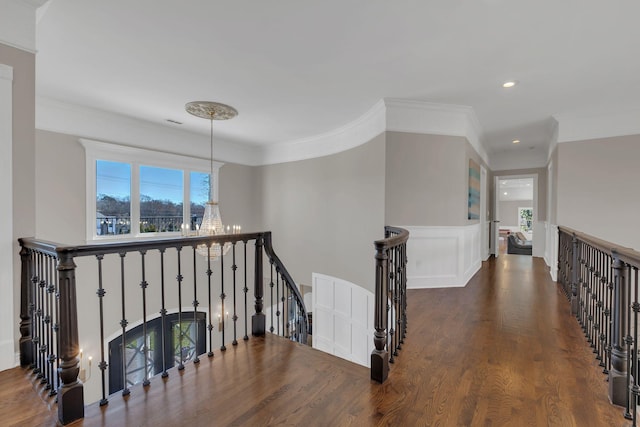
[83,139,222,241]
[518,207,533,232]
[108,312,206,394]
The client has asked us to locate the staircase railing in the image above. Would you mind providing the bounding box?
[371,226,409,383]
[18,231,307,425]
[557,226,640,423]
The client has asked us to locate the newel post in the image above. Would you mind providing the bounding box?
[608,252,629,408]
[19,245,33,366]
[56,251,84,424]
[252,234,266,336]
[570,234,579,316]
[371,241,389,383]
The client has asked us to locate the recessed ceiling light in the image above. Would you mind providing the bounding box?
[512,139,520,144]
[503,81,517,88]
[504,192,508,195]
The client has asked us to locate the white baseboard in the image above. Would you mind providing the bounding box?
[0,339,17,371]
[403,224,482,289]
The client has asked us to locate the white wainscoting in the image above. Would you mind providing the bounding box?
[545,222,558,281]
[403,224,482,288]
[312,273,373,368]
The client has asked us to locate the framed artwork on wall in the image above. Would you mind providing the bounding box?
[468,159,480,220]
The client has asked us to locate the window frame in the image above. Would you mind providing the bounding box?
[82,138,223,242]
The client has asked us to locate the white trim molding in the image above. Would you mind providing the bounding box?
[260,99,387,165]
[554,109,640,144]
[37,96,490,167]
[403,224,482,289]
[545,222,558,281]
[385,98,488,166]
[0,63,15,370]
[0,0,49,53]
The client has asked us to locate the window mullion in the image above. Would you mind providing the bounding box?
[184,170,190,232]
[131,162,141,237]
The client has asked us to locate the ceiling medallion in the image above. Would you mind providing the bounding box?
[185,101,238,121]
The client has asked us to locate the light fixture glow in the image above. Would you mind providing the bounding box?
[504,192,508,196]
[185,101,238,260]
[503,81,517,88]
[512,139,520,144]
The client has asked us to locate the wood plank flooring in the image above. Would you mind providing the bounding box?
[1,255,629,426]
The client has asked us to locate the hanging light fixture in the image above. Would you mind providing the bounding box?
[185,101,238,259]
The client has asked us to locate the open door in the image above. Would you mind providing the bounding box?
[493,176,500,257]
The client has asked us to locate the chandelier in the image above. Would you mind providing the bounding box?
[185,101,238,259]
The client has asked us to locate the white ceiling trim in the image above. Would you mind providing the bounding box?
[0,0,49,53]
[385,98,488,165]
[555,109,640,144]
[37,96,492,166]
[36,96,263,166]
[260,99,386,165]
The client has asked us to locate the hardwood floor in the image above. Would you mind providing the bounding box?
[1,255,628,426]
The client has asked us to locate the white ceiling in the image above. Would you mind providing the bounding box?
[33,1,640,164]
[499,178,533,201]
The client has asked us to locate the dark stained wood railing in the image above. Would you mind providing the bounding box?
[18,231,308,425]
[371,226,409,383]
[558,226,640,424]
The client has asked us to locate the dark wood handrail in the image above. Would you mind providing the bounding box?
[557,226,640,266]
[374,226,409,251]
[263,232,309,344]
[20,232,265,260]
[18,230,307,425]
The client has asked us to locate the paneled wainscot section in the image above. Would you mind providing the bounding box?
[404,225,482,288]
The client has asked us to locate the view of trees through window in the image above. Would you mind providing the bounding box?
[96,160,211,236]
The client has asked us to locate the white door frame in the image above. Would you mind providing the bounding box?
[494,173,540,257]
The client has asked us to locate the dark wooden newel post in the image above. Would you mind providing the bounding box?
[570,234,579,315]
[609,253,629,408]
[19,246,33,366]
[252,234,265,336]
[56,251,84,424]
[371,241,389,383]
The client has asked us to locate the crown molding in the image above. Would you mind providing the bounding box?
[36,96,263,166]
[554,109,640,144]
[260,99,386,165]
[384,98,488,165]
[0,0,49,54]
[37,96,490,166]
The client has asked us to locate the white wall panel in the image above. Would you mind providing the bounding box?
[404,225,482,288]
[312,273,373,368]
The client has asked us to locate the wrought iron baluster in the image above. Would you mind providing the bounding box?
[276,271,281,336]
[159,249,169,377]
[207,246,214,357]
[232,242,238,346]
[140,250,152,384]
[632,267,639,426]
[95,254,108,406]
[119,252,130,396]
[192,246,200,364]
[176,247,184,370]
[243,241,249,341]
[269,261,274,334]
[220,248,226,351]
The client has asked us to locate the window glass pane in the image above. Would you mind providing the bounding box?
[140,166,183,233]
[190,171,210,231]
[96,160,131,235]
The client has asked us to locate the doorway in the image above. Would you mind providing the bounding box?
[494,176,537,256]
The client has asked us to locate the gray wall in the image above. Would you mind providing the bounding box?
[386,132,470,226]
[557,134,640,250]
[2,43,36,354]
[258,133,386,292]
[498,200,533,228]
